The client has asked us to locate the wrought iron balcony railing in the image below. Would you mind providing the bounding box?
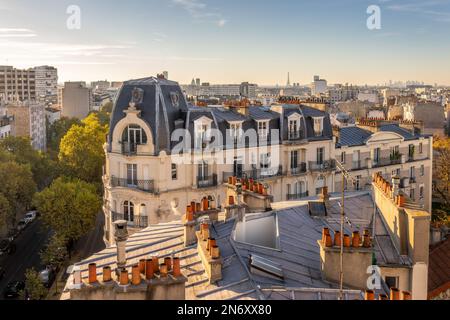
[287,192,309,201]
[197,174,218,188]
[308,160,336,172]
[110,176,156,193]
[111,211,149,228]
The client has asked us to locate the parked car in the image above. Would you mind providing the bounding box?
[0,266,5,280]
[3,281,25,299]
[39,267,56,288]
[24,211,37,224]
[0,238,16,256]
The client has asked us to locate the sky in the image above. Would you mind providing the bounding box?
[0,0,449,85]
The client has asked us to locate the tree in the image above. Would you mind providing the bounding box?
[101,101,113,113]
[22,268,47,300]
[0,136,55,189]
[40,234,68,269]
[46,117,81,157]
[58,113,108,186]
[33,177,101,243]
[0,193,12,233]
[0,161,37,224]
[433,137,450,206]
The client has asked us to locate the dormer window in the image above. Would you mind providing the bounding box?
[288,113,302,140]
[313,117,324,136]
[229,122,243,144]
[122,125,148,155]
[257,120,269,140]
[194,116,213,149]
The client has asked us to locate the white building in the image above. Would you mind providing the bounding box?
[34,65,58,97]
[311,76,327,96]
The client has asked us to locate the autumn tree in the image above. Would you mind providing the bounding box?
[58,113,108,187]
[41,234,68,270]
[22,268,47,300]
[433,137,450,206]
[46,117,81,158]
[33,177,101,243]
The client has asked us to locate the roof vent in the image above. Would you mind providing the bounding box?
[308,201,328,217]
[249,254,284,280]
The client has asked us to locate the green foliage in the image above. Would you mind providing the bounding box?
[101,101,113,113]
[46,117,81,158]
[22,268,47,300]
[433,137,450,207]
[33,177,101,242]
[0,193,12,231]
[40,234,68,269]
[0,136,55,189]
[58,113,108,186]
[0,161,37,221]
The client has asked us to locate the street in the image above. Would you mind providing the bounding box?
[0,220,51,299]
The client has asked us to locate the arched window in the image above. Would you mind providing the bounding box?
[123,201,134,222]
[140,204,147,216]
[122,125,148,154]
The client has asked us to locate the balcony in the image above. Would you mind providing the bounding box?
[110,176,156,193]
[287,192,309,201]
[197,174,218,188]
[223,166,283,182]
[372,155,403,168]
[111,212,148,228]
[351,160,368,171]
[121,142,137,156]
[308,160,336,172]
[290,163,307,175]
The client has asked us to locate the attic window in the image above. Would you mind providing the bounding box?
[170,92,180,108]
[249,254,284,280]
[313,117,324,136]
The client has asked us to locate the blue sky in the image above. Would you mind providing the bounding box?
[0,0,449,85]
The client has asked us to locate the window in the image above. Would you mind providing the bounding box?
[373,148,380,164]
[234,157,243,177]
[122,125,148,153]
[290,151,299,169]
[410,166,415,179]
[171,163,177,180]
[419,186,424,200]
[230,122,242,144]
[127,164,137,186]
[288,119,300,139]
[355,175,361,191]
[419,142,423,154]
[385,276,398,289]
[420,165,425,176]
[195,123,209,148]
[260,153,271,169]
[313,117,324,136]
[258,121,269,140]
[341,152,346,164]
[123,201,134,222]
[317,147,325,165]
[410,188,415,201]
[408,144,414,160]
[198,161,209,180]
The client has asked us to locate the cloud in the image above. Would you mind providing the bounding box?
[171,0,227,27]
[387,0,450,22]
[0,28,37,38]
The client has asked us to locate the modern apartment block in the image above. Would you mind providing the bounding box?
[102,77,336,244]
[0,66,36,102]
[34,65,58,98]
[6,101,46,151]
[60,82,93,119]
[334,120,433,212]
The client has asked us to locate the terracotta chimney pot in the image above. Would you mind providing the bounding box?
[119,268,129,286]
[228,177,233,185]
[196,203,201,212]
[228,195,235,206]
[202,197,209,211]
[365,290,375,300]
[191,201,196,214]
[325,234,333,247]
[160,264,168,278]
[211,245,220,259]
[322,228,330,244]
[334,231,341,247]
[88,263,97,284]
[145,259,154,280]
[102,266,112,282]
[139,259,146,274]
[164,257,172,271]
[390,288,400,300]
[173,257,182,277]
[343,234,351,247]
[378,294,388,300]
[152,256,160,273]
[402,291,412,300]
[132,264,141,285]
[352,231,361,248]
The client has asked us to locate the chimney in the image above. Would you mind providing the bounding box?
[103,266,112,282]
[390,288,400,300]
[319,228,373,290]
[183,206,197,247]
[364,290,375,301]
[114,220,129,275]
[196,224,222,284]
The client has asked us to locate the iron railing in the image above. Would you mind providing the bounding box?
[223,166,283,182]
[290,163,307,175]
[111,211,149,228]
[197,174,218,188]
[287,192,309,201]
[110,176,156,193]
[372,156,403,168]
[308,160,336,172]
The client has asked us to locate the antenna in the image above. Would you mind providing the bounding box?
[335,159,357,300]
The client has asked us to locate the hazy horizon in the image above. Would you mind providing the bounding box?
[1,0,450,85]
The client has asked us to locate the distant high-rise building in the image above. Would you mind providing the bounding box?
[196,78,201,86]
[91,80,111,92]
[311,75,327,96]
[60,82,92,119]
[0,66,36,102]
[287,72,291,87]
[34,65,58,98]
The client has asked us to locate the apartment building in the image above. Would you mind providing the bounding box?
[334,121,433,212]
[34,65,58,98]
[60,82,93,119]
[6,101,46,151]
[0,66,36,102]
[103,77,336,243]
